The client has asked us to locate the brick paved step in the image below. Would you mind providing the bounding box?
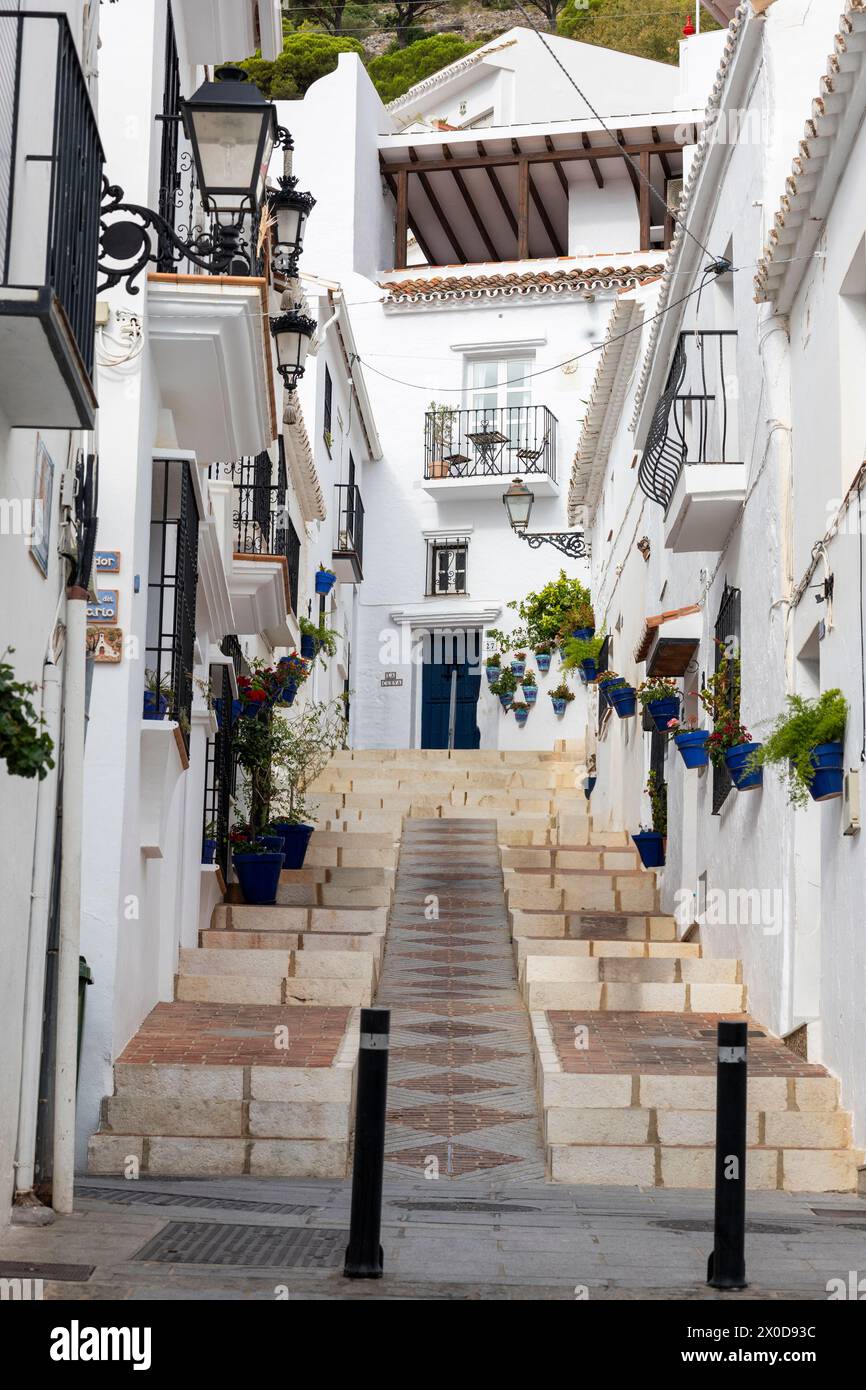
[507,878,660,914]
[502,847,640,871]
[523,978,747,1013]
[276,879,392,908]
[513,938,701,965]
[176,947,376,1006]
[211,904,388,935]
[510,910,677,941]
[520,955,740,987]
[279,865,396,889]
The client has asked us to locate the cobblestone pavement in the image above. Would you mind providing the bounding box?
[3,1176,865,1300]
[373,819,546,1181]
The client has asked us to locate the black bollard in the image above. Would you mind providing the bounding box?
[344,1006,390,1279]
[707,1019,748,1290]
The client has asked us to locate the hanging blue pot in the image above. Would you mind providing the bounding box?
[724,742,763,791]
[632,830,665,868]
[572,626,595,641]
[485,664,501,685]
[551,697,568,716]
[809,742,844,801]
[583,776,597,800]
[646,695,681,733]
[202,838,217,864]
[143,691,168,720]
[315,569,337,595]
[598,676,624,693]
[300,634,317,660]
[499,693,513,711]
[280,680,298,706]
[513,706,529,726]
[523,684,538,705]
[580,657,598,683]
[258,835,285,854]
[270,821,315,869]
[675,730,710,769]
[233,851,284,905]
[609,685,637,717]
[535,652,552,674]
[510,660,526,679]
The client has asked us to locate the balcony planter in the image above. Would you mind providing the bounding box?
[724,742,763,792]
[674,730,710,769]
[202,838,217,865]
[646,696,681,732]
[270,821,315,869]
[522,683,538,705]
[143,692,169,720]
[535,651,552,674]
[808,742,844,802]
[609,685,637,718]
[233,850,285,905]
[315,567,337,595]
[300,634,317,660]
[632,830,665,868]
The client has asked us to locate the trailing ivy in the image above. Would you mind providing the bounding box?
[753,689,848,807]
[0,651,55,781]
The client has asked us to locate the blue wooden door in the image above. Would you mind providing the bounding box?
[421,632,481,749]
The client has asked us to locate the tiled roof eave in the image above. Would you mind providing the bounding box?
[567,297,644,522]
[754,0,866,308]
[380,264,665,306]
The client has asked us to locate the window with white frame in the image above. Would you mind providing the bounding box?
[427,536,469,596]
[466,356,533,450]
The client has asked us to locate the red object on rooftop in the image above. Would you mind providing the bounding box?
[683,14,696,35]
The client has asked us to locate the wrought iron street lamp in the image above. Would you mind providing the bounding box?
[268,176,317,275]
[502,477,588,559]
[270,306,317,390]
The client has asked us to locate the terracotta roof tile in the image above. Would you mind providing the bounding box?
[634,603,701,661]
[380,265,666,304]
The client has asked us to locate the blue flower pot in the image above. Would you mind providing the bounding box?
[280,680,298,706]
[241,700,267,719]
[580,658,598,683]
[499,693,513,711]
[270,821,315,869]
[523,684,538,705]
[551,697,568,716]
[675,730,710,769]
[300,634,317,660]
[609,685,637,717]
[315,570,336,595]
[258,835,285,854]
[513,707,529,726]
[572,626,594,641]
[583,776,597,800]
[485,665,501,685]
[724,742,763,791]
[809,742,844,801]
[202,838,217,864]
[535,652,551,674]
[143,691,168,720]
[510,660,526,679]
[646,695,681,732]
[233,851,284,905]
[598,677,624,693]
[632,831,665,868]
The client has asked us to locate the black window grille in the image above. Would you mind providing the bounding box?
[711,582,741,814]
[426,537,468,596]
[146,459,200,752]
[203,663,237,881]
[596,633,612,728]
[323,366,333,445]
[156,2,181,272]
[220,633,246,680]
[334,482,364,581]
[649,728,668,831]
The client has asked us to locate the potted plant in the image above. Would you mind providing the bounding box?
[143,669,172,720]
[315,563,337,595]
[751,689,848,805]
[533,640,553,675]
[608,681,637,718]
[562,632,605,683]
[268,698,348,867]
[230,824,284,905]
[0,650,55,781]
[276,651,311,706]
[638,677,681,732]
[485,651,501,685]
[427,400,456,478]
[511,698,530,726]
[507,573,593,647]
[490,668,518,710]
[707,721,763,791]
[594,669,624,693]
[668,716,710,769]
[632,825,665,868]
[511,649,528,679]
[521,669,538,705]
[549,681,575,716]
[202,821,218,864]
[560,600,596,642]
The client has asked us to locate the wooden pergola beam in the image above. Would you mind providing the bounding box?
[652,126,673,182]
[476,141,518,239]
[616,130,641,209]
[639,150,652,253]
[517,157,530,259]
[383,170,436,266]
[443,143,500,261]
[546,135,569,197]
[582,132,604,190]
[512,140,563,257]
[379,139,688,177]
[409,147,467,264]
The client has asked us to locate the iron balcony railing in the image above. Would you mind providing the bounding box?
[0,12,104,377]
[210,448,302,614]
[638,331,740,512]
[334,482,364,580]
[424,404,557,482]
[146,458,200,753]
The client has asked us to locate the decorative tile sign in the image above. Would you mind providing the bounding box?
[87,589,118,624]
[380,670,403,687]
[95,550,121,574]
[86,626,123,664]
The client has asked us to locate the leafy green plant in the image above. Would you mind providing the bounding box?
[511,699,529,713]
[646,770,667,837]
[0,650,55,780]
[489,669,518,698]
[426,400,456,458]
[299,616,339,658]
[367,34,482,103]
[521,669,537,688]
[485,652,501,669]
[752,689,848,806]
[561,632,605,669]
[558,601,595,638]
[706,720,753,770]
[240,33,365,99]
[637,677,680,708]
[558,0,720,64]
[144,668,173,698]
[549,682,575,703]
[267,698,348,825]
[508,572,592,646]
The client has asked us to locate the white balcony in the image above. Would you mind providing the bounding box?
[663,463,746,553]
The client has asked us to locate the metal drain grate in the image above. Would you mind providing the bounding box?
[0,1260,94,1281]
[388,1199,541,1215]
[134,1221,346,1268]
[77,1186,315,1216]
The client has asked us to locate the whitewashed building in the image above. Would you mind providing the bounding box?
[571,0,866,1151]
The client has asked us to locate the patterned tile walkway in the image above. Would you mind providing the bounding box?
[374,819,546,1181]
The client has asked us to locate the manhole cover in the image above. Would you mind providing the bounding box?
[654,1219,804,1236]
[77,1186,315,1216]
[134,1221,345,1268]
[387,1199,541,1215]
[0,1260,94,1281]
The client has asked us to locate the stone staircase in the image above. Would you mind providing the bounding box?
[509,802,864,1193]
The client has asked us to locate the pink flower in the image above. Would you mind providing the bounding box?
[667,717,680,729]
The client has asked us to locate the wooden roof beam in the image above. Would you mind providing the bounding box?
[476,141,519,242]
[408,147,468,264]
[442,143,501,261]
[379,140,689,177]
[581,132,604,190]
